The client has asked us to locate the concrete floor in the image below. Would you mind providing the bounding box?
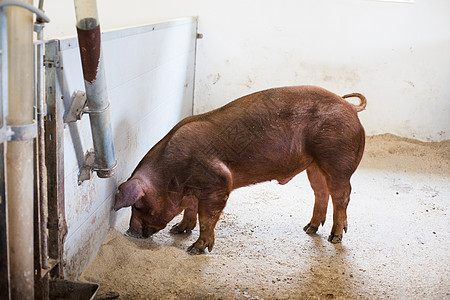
[81,135,450,299]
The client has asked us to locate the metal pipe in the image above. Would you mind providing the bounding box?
[0,4,11,299]
[0,3,9,129]
[0,0,49,22]
[36,0,45,22]
[35,0,48,271]
[74,0,116,178]
[0,5,9,143]
[6,0,35,298]
[35,21,48,270]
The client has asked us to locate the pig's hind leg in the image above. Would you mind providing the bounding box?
[304,164,330,234]
[304,148,358,243]
[326,179,351,243]
[312,162,353,243]
[305,164,352,243]
[318,139,362,243]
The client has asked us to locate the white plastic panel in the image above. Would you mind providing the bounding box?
[57,17,197,279]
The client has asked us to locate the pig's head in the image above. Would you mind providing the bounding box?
[114,178,183,238]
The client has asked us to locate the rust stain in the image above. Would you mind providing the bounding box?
[76,23,101,83]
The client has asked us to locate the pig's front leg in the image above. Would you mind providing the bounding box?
[170,199,198,234]
[187,194,228,255]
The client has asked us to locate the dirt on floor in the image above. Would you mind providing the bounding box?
[80,134,450,300]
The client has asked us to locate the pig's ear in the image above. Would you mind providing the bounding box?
[114,179,145,211]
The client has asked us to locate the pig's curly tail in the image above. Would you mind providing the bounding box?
[342,93,367,112]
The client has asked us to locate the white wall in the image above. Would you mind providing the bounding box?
[37,0,448,280]
[42,0,450,141]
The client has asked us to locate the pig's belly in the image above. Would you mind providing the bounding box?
[228,156,313,190]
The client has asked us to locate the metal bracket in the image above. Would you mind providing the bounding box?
[64,90,111,124]
[44,53,60,69]
[78,150,117,185]
[64,91,87,123]
[0,123,37,143]
[78,150,95,185]
[8,122,37,141]
[0,126,12,144]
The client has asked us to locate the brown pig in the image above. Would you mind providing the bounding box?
[114,86,366,254]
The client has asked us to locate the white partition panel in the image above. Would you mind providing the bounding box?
[55,17,197,279]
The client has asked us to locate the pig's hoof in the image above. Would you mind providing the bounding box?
[328,234,342,244]
[187,244,205,255]
[169,223,192,234]
[303,223,318,234]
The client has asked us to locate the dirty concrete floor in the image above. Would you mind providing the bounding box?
[81,134,450,299]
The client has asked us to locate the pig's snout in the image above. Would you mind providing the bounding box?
[125,226,158,239]
[124,228,142,238]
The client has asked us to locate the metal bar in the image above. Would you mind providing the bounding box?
[35,21,49,271]
[6,1,35,298]
[33,136,43,299]
[44,40,67,273]
[0,7,7,121]
[0,143,10,300]
[74,0,116,178]
[34,19,50,299]
[0,2,49,298]
[0,4,10,299]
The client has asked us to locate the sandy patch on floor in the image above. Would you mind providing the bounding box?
[362,134,450,175]
[80,134,450,299]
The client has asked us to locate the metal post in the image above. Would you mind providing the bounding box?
[74,0,116,178]
[0,2,11,299]
[0,2,49,299]
[6,1,35,298]
[44,40,67,273]
[35,21,49,271]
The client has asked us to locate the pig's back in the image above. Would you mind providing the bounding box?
[162,86,364,189]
